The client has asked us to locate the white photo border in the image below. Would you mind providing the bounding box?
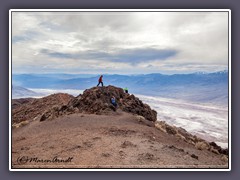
[9,9,231,171]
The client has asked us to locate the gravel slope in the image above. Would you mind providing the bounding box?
[12,111,228,169]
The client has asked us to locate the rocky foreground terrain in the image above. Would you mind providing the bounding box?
[12,86,228,169]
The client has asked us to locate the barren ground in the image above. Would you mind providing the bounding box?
[12,111,228,169]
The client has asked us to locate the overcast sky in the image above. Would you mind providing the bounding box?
[12,11,229,74]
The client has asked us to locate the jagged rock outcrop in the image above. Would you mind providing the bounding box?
[12,93,74,124]
[12,98,35,109]
[40,86,157,122]
[155,121,228,156]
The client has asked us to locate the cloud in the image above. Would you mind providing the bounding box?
[11,11,229,74]
[40,48,178,65]
[40,49,76,59]
[111,48,178,64]
[12,31,40,43]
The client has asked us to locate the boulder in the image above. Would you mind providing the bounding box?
[209,142,228,155]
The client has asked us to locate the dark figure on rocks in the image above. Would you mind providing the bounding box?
[111,96,117,108]
[97,75,104,87]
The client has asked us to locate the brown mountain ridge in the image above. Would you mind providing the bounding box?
[11,85,228,168]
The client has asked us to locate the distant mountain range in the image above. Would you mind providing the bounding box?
[12,86,43,99]
[12,71,229,106]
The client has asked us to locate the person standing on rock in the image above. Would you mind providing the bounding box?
[123,87,128,93]
[97,75,104,87]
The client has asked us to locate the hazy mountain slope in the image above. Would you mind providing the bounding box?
[12,71,228,106]
[12,86,43,98]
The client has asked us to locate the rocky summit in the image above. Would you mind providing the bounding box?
[11,86,229,168]
[40,86,157,122]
